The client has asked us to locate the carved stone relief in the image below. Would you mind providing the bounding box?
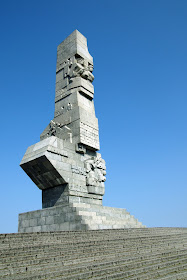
[71,165,86,176]
[69,55,94,83]
[47,120,71,139]
[47,120,62,136]
[56,54,94,90]
[84,154,106,195]
[75,143,86,154]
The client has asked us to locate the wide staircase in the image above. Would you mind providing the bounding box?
[0,228,187,279]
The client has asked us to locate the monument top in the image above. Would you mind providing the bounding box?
[56,30,93,73]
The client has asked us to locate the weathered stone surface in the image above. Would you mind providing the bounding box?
[19,30,145,232]
[1,228,187,279]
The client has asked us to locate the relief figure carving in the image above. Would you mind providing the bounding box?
[59,55,94,87]
[47,120,71,139]
[84,154,106,195]
[69,55,94,83]
[47,120,62,136]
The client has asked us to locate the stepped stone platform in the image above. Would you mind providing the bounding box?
[19,202,144,232]
[1,228,187,279]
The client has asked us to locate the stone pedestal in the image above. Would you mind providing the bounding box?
[18,203,144,232]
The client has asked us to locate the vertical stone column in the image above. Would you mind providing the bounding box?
[20,30,106,208]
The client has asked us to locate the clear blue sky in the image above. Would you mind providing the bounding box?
[0,0,186,233]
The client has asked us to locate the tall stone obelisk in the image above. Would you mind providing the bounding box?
[18,31,144,232]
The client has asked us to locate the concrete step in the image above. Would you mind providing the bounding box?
[1,246,186,271]
[1,227,186,243]
[1,235,186,262]
[8,256,186,280]
[2,248,187,278]
[1,228,186,243]
[1,228,186,279]
[1,235,186,263]
[49,260,187,280]
[92,265,187,280]
[2,246,186,279]
[1,240,186,273]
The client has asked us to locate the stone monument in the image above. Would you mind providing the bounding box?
[18,30,145,232]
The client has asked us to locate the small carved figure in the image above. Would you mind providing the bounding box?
[76,143,86,154]
[47,120,63,137]
[67,103,72,111]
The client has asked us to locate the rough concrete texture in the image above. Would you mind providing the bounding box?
[1,228,187,279]
[19,30,145,232]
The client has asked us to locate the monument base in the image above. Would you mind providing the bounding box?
[18,203,145,232]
